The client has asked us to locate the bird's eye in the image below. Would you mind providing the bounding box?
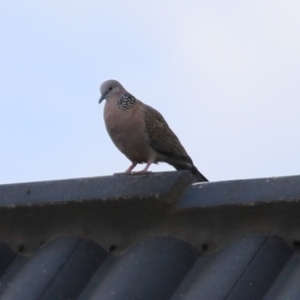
[109,87,112,91]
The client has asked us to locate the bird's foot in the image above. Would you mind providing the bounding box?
[124,163,138,174]
[130,162,153,175]
[114,162,153,175]
[113,164,139,175]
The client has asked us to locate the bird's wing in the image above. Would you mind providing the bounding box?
[143,103,192,163]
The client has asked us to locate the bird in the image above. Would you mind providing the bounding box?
[98,79,208,182]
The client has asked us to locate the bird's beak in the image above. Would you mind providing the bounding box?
[98,94,105,104]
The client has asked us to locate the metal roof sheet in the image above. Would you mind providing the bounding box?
[0,171,299,299]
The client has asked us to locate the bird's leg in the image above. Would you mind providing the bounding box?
[132,162,152,175]
[124,162,137,174]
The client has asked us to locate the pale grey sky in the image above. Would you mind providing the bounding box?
[1,1,299,184]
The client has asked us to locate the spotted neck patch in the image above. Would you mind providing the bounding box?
[117,92,137,111]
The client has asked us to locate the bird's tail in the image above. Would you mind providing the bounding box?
[191,165,208,182]
[172,161,208,182]
[166,156,208,182]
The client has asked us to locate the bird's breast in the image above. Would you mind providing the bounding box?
[103,103,155,163]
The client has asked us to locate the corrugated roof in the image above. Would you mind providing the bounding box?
[0,171,299,299]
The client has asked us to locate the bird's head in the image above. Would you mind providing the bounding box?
[99,80,125,103]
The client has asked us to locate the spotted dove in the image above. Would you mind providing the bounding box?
[98,79,208,182]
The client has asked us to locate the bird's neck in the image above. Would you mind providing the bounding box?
[117,92,137,111]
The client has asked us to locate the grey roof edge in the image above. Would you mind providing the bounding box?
[0,171,197,208]
[1,172,300,254]
[2,172,300,210]
[177,174,300,209]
